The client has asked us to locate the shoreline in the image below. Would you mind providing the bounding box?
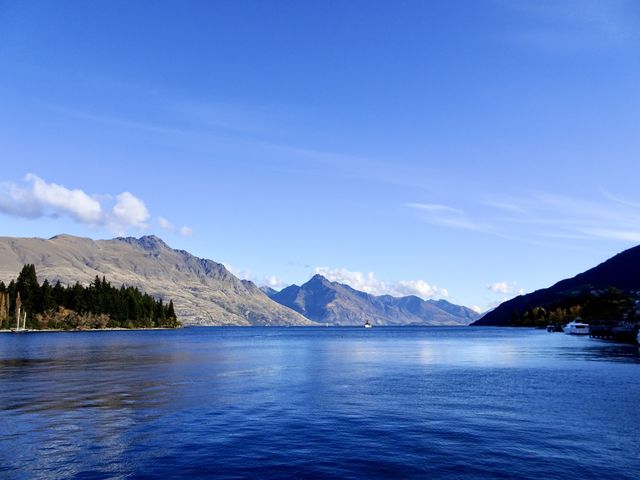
[0,327,181,333]
[0,324,477,333]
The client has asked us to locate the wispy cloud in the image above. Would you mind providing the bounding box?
[49,105,190,137]
[479,198,524,213]
[499,0,640,52]
[0,174,190,236]
[314,266,449,300]
[404,202,494,233]
[48,101,439,192]
[599,187,640,209]
[157,216,193,237]
[404,203,462,214]
[582,228,640,243]
[407,188,640,247]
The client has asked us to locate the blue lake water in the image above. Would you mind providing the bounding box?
[1,327,639,479]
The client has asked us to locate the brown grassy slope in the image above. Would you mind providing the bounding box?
[0,234,314,326]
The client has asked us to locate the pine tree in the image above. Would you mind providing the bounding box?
[167,300,176,320]
[16,264,42,323]
[2,265,179,330]
[41,279,55,313]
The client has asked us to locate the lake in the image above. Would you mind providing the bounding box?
[1,327,639,479]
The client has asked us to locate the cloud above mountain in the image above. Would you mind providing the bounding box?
[222,263,288,290]
[157,216,193,237]
[0,174,191,236]
[111,192,150,231]
[314,266,449,300]
[487,281,525,296]
[476,280,527,313]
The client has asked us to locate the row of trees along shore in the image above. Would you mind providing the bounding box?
[0,265,180,330]
[509,287,636,328]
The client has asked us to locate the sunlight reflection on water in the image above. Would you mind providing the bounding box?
[0,327,638,479]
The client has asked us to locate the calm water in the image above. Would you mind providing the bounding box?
[1,327,639,479]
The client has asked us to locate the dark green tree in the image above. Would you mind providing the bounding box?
[2,265,180,330]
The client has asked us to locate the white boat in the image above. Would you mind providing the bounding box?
[563,320,590,335]
[364,320,372,328]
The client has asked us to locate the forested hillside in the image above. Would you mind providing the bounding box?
[0,264,179,330]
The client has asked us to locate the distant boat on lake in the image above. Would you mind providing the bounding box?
[564,320,590,335]
[364,320,372,328]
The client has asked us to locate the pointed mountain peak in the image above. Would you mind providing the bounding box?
[116,235,169,251]
[270,271,476,326]
[306,273,333,286]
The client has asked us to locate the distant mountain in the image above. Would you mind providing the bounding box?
[0,234,313,326]
[259,286,279,297]
[269,274,479,326]
[473,245,640,326]
[429,299,481,324]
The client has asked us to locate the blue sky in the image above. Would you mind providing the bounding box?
[1,0,639,311]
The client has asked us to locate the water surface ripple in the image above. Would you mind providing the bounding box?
[1,327,638,479]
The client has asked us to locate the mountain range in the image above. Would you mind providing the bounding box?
[472,244,640,326]
[0,235,311,326]
[268,274,479,326]
[0,234,477,326]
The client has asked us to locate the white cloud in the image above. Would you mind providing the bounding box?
[179,226,193,237]
[5,173,104,223]
[0,174,187,236]
[264,275,287,289]
[396,280,449,298]
[223,263,250,280]
[223,264,287,290]
[487,281,525,296]
[158,216,174,230]
[473,282,527,313]
[314,266,449,299]
[157,217,193,237]
[0,181,43,218]
[110,192,149,231]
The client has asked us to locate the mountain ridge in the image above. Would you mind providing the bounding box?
[269,274,479,326]
[472,244,640,326]
[0,234,313,326]
[0,234,481,327]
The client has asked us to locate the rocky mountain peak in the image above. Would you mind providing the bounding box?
[270,274,478,326]
[308,274,332,287]
[0,234,312,326]
[115,235,169,251]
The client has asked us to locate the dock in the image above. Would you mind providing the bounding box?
[589,323,639,344]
